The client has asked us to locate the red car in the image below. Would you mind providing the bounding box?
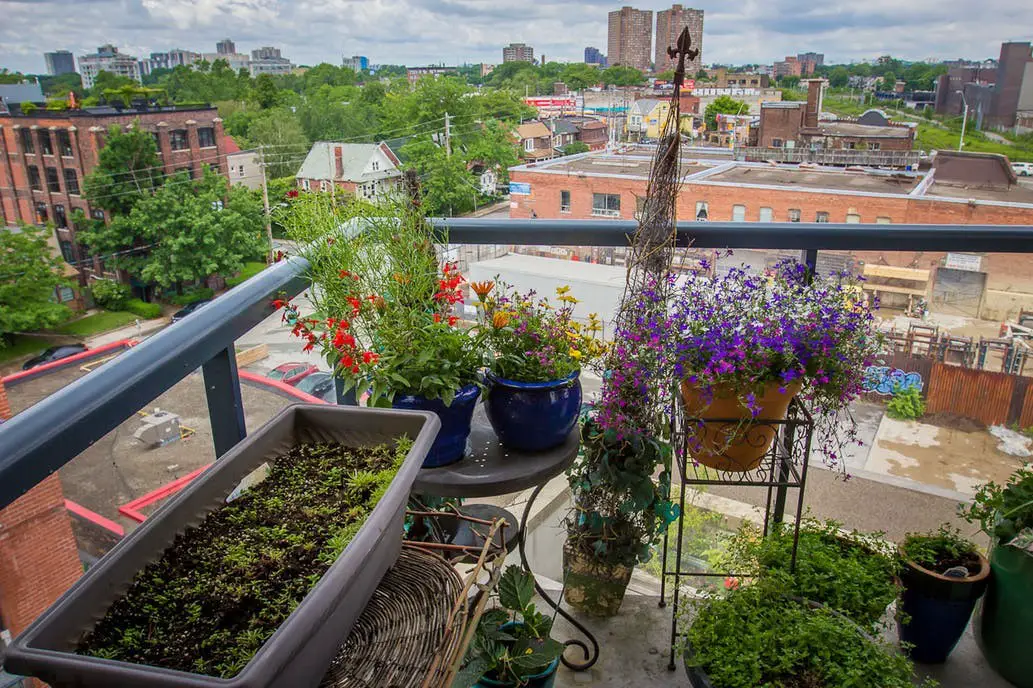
[266,362,319,387]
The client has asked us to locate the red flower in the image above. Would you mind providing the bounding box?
[287,189,299,198]
[433,313,441,323]
[448,315,459,327]
[351,365,360,374]
[275,250,285,262]
[272,298,286,309]
[342,354,354,368]
[362,351,378,364]
[339,269,352,279]
[347,297,361,315]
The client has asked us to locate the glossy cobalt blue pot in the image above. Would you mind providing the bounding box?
[485,370,581,452]
[393,384,480,467]
[475,622,559,688]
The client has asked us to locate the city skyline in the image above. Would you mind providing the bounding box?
[1,0,1031,74]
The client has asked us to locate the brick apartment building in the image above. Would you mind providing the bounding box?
[654,5,703,74]
[757,80,915,151]
[935,41,1033,130]
[0,103,229,280]
[608,6,653,73]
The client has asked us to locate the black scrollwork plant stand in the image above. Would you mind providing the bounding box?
[659,394,815,670]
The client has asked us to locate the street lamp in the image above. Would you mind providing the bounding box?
[956,90,968,152]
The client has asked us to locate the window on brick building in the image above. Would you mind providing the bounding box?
[695,201,709,222]
[46,167,61,193]
[771,138,783,148]
[844,142,856,150]
[868,142,881,151]
[732,204,746,222]
[591,193,621,217]
[759,207,773,222]
[302,179,311,191]
[846,213,860,223]
[198,127,216,148]
[64,169,80,195]
[170,129,189,151]
[788,208,801,222]
[560,190,571,213]
[209,162,220,174]
[57,130,73,157]
[59,239,75,262]
[91,208,106,222]
[35,202,48,224]
[39,131,54,156]
[815,211,829,223]
[876,217,891,224]
[19,128,35,154]
[54,204,67,228]
[28,166,42,191]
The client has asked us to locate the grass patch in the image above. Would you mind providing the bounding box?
[50,310,139,337]
[226,262,267,289]
[0,335,52,365]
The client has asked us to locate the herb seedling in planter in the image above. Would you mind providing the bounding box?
[897,525,988,663]
[455,566,564,688]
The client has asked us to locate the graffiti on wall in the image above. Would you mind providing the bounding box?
[862,367,924,396]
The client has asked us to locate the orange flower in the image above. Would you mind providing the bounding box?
[492,311,511,328]
[470,280,495,301]
[393,272,412,284]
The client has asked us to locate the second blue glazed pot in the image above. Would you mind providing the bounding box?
[392,384,480,467]
[485,370,581,452]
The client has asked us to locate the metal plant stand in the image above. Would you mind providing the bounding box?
[412,405,600,671]
[660,395,815,671]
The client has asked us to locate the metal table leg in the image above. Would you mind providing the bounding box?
[517,483,600,672]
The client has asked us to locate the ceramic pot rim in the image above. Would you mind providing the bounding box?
[485,369,580,390]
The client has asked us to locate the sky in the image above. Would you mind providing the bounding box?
[1,0,1031,74]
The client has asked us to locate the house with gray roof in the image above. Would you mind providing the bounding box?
[295,142,402,199]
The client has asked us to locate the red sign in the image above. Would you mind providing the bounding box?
[524,97,576,108]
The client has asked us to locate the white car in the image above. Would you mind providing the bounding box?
[1013,162,1033,177]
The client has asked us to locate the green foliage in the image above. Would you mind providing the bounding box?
[90,279,131,310]
[82,169,265,289]
[655,69,676,82]
[960,466,1033,552]
[167,287,215,306]
[82,123,163,215]
[829,66,850,88]
[643,491,729,580]
[39,72,84,98]
[0,223,71,339]
[0,335,50,365]
[901,525,979,570]
[778,75,801,89]
[704,95,748,130]
[400,137,479,216]
[0,68,27,84]
[90,70,137,97]
[226,262,267,288]
[243,109,309,178]
[454,567,563,688]
[45,100,68,111]
[50,310,138,336]
[887,384,925,420]
[251,74,280,109]
[601,65,646,86]
[561,141,591,155]
[723,518,899,631]
[684,585,926,688]
[19,101,37,114]
[559,63,604,91]
[123,299,163,319]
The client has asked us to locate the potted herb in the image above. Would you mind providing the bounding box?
[476,282,606,451]
[563,279,678,617]
[897,525,989,663]
[3,405,440,688]
[281,194,484,467]
[668,260,882,472]
[960,466,1033,687]
[455,566,564,688]
[682,584,928,688]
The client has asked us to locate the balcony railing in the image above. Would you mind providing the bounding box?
[2,218,1033,510]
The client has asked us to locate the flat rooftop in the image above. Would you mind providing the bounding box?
[927,179,1033,205]
[704,165,923,194]
[521,154,716,179]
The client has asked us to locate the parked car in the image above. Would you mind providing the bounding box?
[294,371,336,402]
[266,362,319,387]
[21,344,89,371]
[170,299,212,323]
[1013,162,1033,177]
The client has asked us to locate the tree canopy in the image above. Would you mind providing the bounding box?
[704,95,748,130]
[0,224,71,339]
[83,124,164,215]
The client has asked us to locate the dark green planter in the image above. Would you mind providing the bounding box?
[979,545,1033,688]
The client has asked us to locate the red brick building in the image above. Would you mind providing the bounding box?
[0,104,229,279]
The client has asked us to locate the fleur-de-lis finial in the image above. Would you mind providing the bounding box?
[666,27,699,89]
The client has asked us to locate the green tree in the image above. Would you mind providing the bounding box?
[252,74,280,109]
[83,123,163,215]
[778,75,801,89]
[244,108,310,178]
[0,224,71,340]
[0,68,26,84]
[655,69,676,82]
[601,65,646,86]
[881,72,897,89]
[39,72,83,97]
[704,95,748,130]
[695,69,709,81]
[829,66,850,89]
[464,120,520,184]
[560,63,604,91]
[400,138,477,216]
[81,169,265,290]
[91,70,136,96]
[142,67,172,86]
[561,141,590,155]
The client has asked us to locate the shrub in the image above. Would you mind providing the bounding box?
[887,385,925,420]
[20,101,38,115]
[124,298,163,319]
[168,287,214,306]
[225,262,267,289]
[90,279,130,310]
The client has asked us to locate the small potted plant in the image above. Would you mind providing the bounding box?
[476,282,606,452]
[897,525,989,663]
[960,466,1033,687]
[454,566,564,688]
[668,259,882,472]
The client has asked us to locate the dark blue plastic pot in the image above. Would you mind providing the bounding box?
[898,552,990,664]
[475,622,559,688]
[485,370,581,452]
[393,384,480,467]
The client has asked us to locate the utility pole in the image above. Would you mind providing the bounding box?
[259,146,273,264]
[956,90,968,152]
[444,112,451,157]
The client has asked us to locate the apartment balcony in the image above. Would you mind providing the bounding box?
[1,219,1031,688]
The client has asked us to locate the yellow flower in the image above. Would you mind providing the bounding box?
[558,295,580,305]
[556,285,571,295]
[492,311,512,328]
[569,348,582,359]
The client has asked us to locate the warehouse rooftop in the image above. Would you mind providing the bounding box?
[702,164,923,195]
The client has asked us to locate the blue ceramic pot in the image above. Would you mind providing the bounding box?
[485,370,581,452]
[475,622,560,688]
[392,384,480,467]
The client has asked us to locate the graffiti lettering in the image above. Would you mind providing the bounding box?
[862,367,924,396]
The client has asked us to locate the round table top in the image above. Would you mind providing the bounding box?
[413,405,580,498]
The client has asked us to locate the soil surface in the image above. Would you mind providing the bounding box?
[77,441,403,678]
[921,412,986,434]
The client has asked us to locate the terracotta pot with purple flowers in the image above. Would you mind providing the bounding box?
[670,260,882,473]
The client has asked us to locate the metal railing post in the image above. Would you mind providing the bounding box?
[201,348,247,458]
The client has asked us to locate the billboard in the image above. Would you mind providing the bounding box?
[524,97,577,109]
[509,182,531,195]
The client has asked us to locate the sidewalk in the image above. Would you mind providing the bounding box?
[85,317,167,348]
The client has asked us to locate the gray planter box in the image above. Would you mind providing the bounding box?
[3,404,439,688]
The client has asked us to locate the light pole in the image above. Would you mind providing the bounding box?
[956,90,968,152]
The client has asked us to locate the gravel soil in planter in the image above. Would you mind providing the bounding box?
[4,405,439,688]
